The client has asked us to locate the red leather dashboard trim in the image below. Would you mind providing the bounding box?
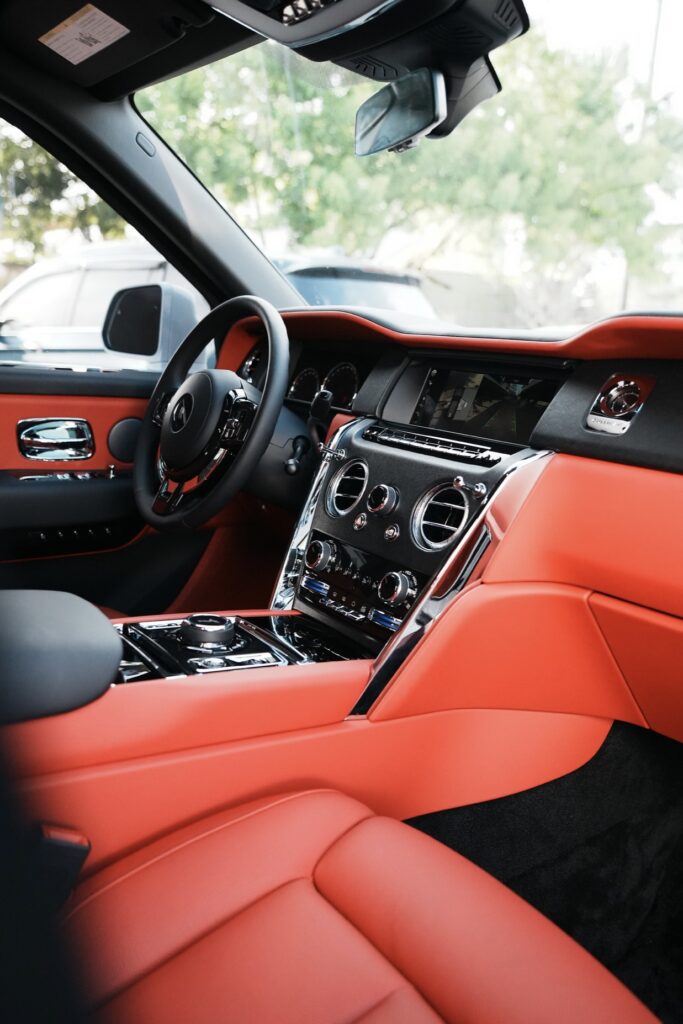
[0,394,149,472]
[590,594,683,743]
[165,495,294,613]
[485,453,683,619]
[371,582,646,726]
[220,310,683,362]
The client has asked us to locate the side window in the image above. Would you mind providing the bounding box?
[0,119,208,369]
[72,267,160,327]
[0,271,80,328]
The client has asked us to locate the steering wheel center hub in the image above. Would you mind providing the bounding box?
[159,371,227,478]
[134,295,289,529]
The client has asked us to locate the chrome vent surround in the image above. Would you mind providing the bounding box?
[326,459,369,517]
[412,483,469,551]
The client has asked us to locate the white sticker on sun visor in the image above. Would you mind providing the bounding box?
[39,5,129,66]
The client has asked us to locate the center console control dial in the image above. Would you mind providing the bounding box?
[367,483,399,516]
[305,538,337,571]
[378,570,417,607]
[178,614,236,649]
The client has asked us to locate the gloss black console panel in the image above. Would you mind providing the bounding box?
[116,613,358,682]
[296,529,428,648]
[289,418,523,650]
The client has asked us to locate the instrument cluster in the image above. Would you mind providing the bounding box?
[239,339,383,413]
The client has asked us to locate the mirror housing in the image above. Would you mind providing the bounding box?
[355,69,447,156]
[103,284,198,367]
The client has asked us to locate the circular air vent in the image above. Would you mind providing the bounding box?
[412,483,469,551]
[326,460,369,517]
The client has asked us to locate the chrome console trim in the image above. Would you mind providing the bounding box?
[270,418,360,611]
[350,450,553,715]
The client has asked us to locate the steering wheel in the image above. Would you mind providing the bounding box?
[134,296,289,530]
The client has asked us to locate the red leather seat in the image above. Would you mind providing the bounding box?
[65,789,656,1023]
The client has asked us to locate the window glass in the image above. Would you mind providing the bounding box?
[0,120,207,368]
[138,0,683,333]
[73,267,161,327]
[0,271,79,327]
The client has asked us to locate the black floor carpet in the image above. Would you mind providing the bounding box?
[408,722,683,1023]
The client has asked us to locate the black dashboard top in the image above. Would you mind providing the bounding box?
[239,324,683,476]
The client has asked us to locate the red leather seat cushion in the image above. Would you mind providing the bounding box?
[65,789,656,1023]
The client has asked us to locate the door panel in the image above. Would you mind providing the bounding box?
[0,393,148,472]
[0,365,211,613]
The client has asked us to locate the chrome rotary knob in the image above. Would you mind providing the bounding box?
[377,570,417,607]
[367,483,399,516]
[305,538,337,571]
[178,614,236,649]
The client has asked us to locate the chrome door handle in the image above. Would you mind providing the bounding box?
[17,418,94,461]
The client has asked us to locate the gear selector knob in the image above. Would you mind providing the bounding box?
[179,614,236,649]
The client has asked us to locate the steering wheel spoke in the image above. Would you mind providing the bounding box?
[134,296,289,529]
[152,471,185,516]
[219,391,258,450]
[151,391,174,429]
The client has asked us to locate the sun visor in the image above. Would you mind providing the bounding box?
[0,0,256,97]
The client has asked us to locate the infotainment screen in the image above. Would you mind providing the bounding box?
[411,369,560,445]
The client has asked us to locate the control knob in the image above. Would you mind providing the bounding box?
[377,570,417,607]
[453,475,487,500]
[179,614,236,649]
[305,538,337,571]
[367,483,399,516]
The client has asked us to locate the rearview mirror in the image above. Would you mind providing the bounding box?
[355,69,447,157]
[103,284,198,367]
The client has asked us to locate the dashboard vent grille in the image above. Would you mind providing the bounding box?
[326,460,369,517]
[363,425,503,466]
[412,484,469,550]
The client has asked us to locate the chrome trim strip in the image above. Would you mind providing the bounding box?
[351,450,553,714]
[270,418,360,611]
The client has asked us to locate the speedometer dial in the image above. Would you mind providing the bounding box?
[322,362,359,410]
[288,367,320,402]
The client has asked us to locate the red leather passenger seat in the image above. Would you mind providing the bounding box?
[66,789,656,1023]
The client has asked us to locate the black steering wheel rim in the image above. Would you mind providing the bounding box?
[134,295,289,530]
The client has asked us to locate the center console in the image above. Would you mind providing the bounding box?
[116,612,358,683]
[271,353,568,660]
[116,351,566,689]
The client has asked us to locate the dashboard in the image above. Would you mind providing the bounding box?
[231,307,683,679]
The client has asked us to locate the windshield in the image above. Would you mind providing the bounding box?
[138,0,683,333]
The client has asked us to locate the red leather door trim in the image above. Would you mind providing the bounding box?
[0,394,148,472]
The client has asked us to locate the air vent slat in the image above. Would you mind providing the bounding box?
[412,483,469,551]
[326,460,369,518]
[363,425,503,466]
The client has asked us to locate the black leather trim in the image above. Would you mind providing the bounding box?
[532,359,683,474]
[0,366,157,398]
[0,591,122,724]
